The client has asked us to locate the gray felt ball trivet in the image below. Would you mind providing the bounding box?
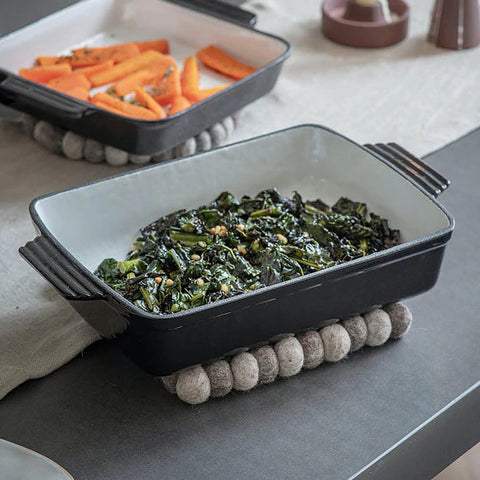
[62,131,85,160]
[274,337,304,377]
[204,360,234,398]
[84,139,105,164]
[297,331,324,369]
[251,345,279,385]
[24,113,240,165]
[320,323,351,362]
[364,309,392,347]
[33,121,64,155]
[162,302,413,404]
[231,352,259,391]
[176,366,210,405]
[341,315,368,352]
[383,303,412,339]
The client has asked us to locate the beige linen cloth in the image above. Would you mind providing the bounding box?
[2,0,480,399]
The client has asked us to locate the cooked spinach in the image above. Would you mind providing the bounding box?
[95,189,400,314]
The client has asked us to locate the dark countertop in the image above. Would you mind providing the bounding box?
[1,2,480,480]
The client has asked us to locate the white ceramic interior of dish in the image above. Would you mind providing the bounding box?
[32,126,451,271]
[0,0,288,90]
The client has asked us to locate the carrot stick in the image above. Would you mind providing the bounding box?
[58,86,90,102]
[35,56,70,66]
[92,100,139,118]
[134,87,166,119]
[47,73,91,91]
[148,56,178,75]
[196,45,256,80]
[19,64,72,83]
[113,69,156,96]
[75,60,114,80]
[152,67,181,106]
[181,56,199,102]
[169,96,191,115]
[191,85,229,102]
[89,50,165,87]
[69,44,140,67]
[91,92,157,120]
[135,39,170,54]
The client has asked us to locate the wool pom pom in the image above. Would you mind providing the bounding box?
[251,345,279,384]
[274,337,304,377]
[232,110,242,126]
[105,146,129,166]
[297,331,324,369]
[20,114,37,137]
[33,121,64,154]
[161,372,179,394]
[364,309,392,347]
[152,149,174,163]
[176,366,210,405]
[84,139,105,163]
[383,302,412,339]
[320,323,351,362]
[342,316,368,352]
[231,352,259,391]
[222,116,235,137]
[175,137,196,158]
[129,154,151,165]
[209,122,227,148]
[195,130,212,152]
[204,360,234,397]
[62,131,85,160]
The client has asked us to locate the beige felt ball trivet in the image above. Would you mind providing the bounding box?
[161,302,413,405]
[20,111,241,166]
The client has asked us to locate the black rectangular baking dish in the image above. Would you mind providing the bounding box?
[19,125,454,376]
[0,0,290,154]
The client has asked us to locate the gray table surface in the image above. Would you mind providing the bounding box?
[1,2,480,480]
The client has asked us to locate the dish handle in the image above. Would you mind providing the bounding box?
[19,236,105,301]
[363,142,451,198]
[0,72,88,120]
[166,0,257,27]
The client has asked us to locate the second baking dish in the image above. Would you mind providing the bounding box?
[20,125,453,376]
[0,0,290,154]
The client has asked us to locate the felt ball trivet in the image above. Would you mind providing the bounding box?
[160,302,412,405]
[19,111,242,166]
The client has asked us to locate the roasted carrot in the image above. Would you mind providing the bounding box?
[75,60,114,80]
[92,100,137,118]
[181,56,199,102]
[47,73,91,91]
[169,96,191,115]
[35,56,70,66]
[35,45,139,68]
[89,50,164,87]
[152,67,181,106]
[19,64,72,83]
[69,44,140,67]
[113,69,156,96]
[148,55,178,75]
[196,45,256,80]
[191,85,229,102]
[134,87,166,118]
[58,86,90,102]
[135,39,170,54]
[91,92,157,120]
